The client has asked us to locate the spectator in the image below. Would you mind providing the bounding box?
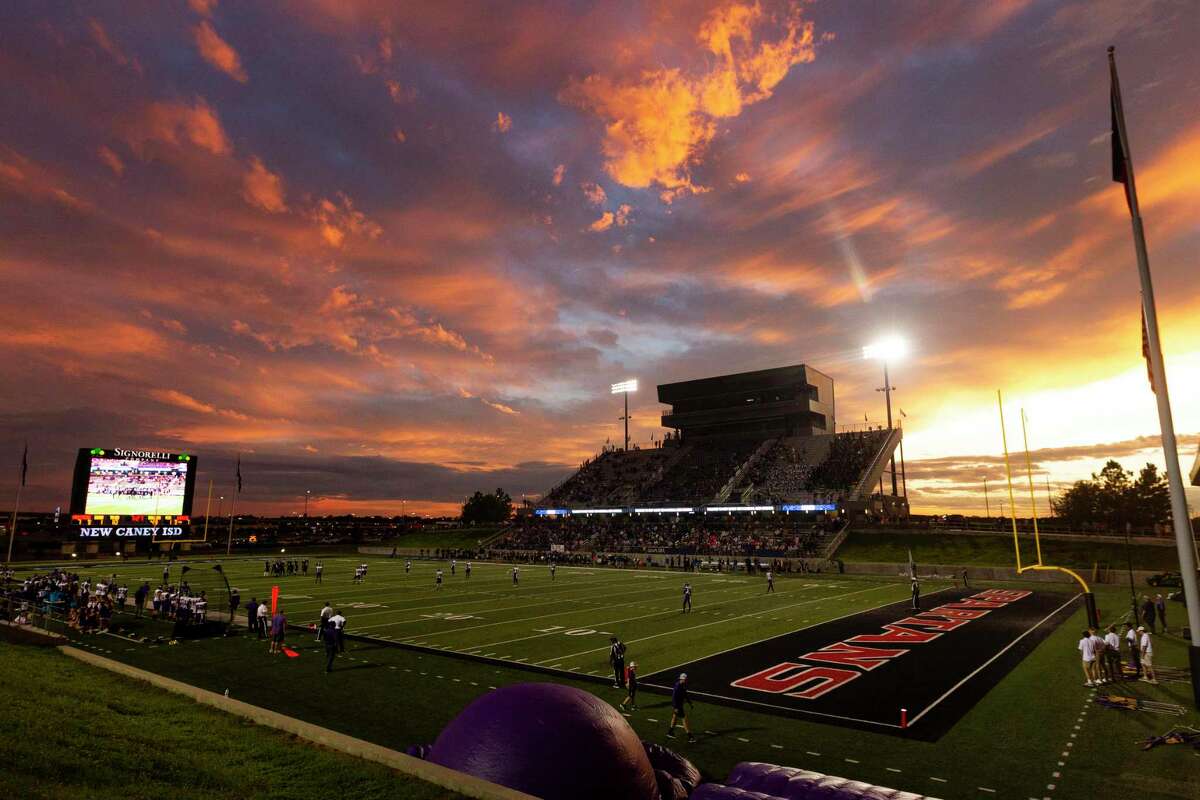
[269,607,287,654]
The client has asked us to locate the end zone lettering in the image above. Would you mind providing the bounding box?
[79,527,184,538]
[731,589,1032,701]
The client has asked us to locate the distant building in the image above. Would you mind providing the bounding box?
[658,364,835,441]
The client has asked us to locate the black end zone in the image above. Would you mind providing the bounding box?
[640,588,1079,740]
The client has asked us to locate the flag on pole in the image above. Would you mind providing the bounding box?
[20,442,27,487]
[1110,65,1133,214]
[235,455,243,493]
[1141,306,1156,393]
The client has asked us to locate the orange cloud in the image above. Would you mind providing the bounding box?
[394,128,407,143]
[615,203,633,226]
[493,112,513,133]
[194,21,248,83]
[552,164,565,186]
[88,19,140,73]
[562,2,817,196]
[130,98,231,156]
[588,211,615,231]
[188,0,217,16]
[242,157,287,212]
[97,146,124,176]
[310,193,382,248]
[581,181,607,205]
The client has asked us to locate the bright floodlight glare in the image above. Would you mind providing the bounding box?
[862,335,910,362]
[611,379,638,394]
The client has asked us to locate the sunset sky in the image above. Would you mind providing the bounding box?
[2,0,1198,518]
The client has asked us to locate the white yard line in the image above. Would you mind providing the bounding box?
[906,594,1080,728]
[533,582,906,666]
[385,579,835,641]
[466,581,866,651]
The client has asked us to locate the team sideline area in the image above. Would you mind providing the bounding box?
[10,553,1198,800]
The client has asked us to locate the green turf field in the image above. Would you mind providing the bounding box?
[836,530,1185,571]
[0,642,462,800]
[14,554,1200,800]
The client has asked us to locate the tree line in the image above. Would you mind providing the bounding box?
[1052,460,1171,532]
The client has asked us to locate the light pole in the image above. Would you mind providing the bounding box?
[983,476,990,518]
[611,379,638,452]
[304,489,310,518]
[864,337,909,497]
[218,495,224,519]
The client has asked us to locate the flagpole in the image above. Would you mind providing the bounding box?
[1110,46,1200,706]
[202,479,213,543]
[5,482,21,566]
[226,488,238,556]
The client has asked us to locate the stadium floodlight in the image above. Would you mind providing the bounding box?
[611,378,638,451]
[862,335,909,362]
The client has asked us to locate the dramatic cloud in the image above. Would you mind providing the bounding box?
[127,98,231,156]
[562,1,818,196]
[2,2,1199,517]
[193,21,248,82]
[241,157,287,212]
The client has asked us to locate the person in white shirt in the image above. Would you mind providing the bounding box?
[258,603,271,638]
[317,602,333,640]
[1077,629,1097,686]
[329,610,347,653]
[1103,625,1122,683]
[1138,627,1157,684]
[1088,629,1108,684]
[1124,622,1141,676]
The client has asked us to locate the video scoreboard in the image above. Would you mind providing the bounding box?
[69,447,199,540]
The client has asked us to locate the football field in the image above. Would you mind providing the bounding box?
[213,556,932,679]
[21,552,1200,799]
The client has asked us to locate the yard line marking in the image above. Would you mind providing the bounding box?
[647,718,658,722]
[844,758,859,764]
[354,573,719,631]
[886,768,901,773]
[389,578,827,640]
[978,788,996,794]
[806,751,821,757]
[906,594,1080,729]
[737,737,750,743]
[533,582,912,667]
[930,777,947,783]
[770,744,783,750]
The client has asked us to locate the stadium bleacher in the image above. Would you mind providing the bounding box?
[543,429,893,509]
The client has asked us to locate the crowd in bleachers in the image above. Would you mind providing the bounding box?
[641,438,759,503]
[741,437,825,502]
[807,428,890,492]
[497,513,839,559]
[545,429,894,511]
[544,446,677,507]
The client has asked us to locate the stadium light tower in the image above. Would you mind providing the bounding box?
[863,336,909,497]
[612,379,638,452]
[304,489,310,518]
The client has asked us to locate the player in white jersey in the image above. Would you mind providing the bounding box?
[465,562,472,579]
[435,569,443,589]
[512,566,520,585]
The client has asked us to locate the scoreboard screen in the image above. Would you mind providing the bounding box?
[70,448,197,517]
